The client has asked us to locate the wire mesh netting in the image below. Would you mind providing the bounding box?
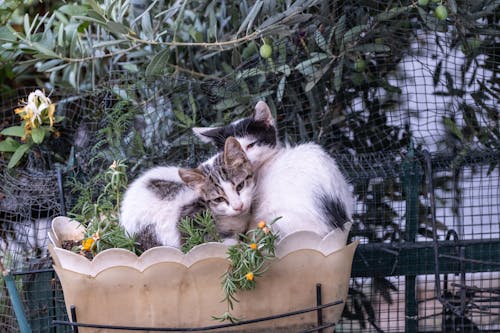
[1,0,499,332]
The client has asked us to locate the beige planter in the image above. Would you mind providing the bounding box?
[49,216,358,332]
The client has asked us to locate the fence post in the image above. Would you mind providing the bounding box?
[401,144,422,333]
[1,263,32,333]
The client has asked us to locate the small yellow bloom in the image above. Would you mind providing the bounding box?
[82,238,95,251]
[109,160,118,170]
[257,221,266,229]
[245,272,254,281]
[249,243,257,250]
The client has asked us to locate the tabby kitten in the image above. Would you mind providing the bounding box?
[193,101,353,237]
[119,137,254,250]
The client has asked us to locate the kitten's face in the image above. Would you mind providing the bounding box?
[192,101,278,170]
[179,137,255,218]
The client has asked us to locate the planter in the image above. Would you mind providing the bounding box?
[48,216,358,332]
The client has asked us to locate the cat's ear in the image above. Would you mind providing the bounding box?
[253,101,275,127]
[223,137,248,169]
[192,127,222,144]
[178,168,206,190]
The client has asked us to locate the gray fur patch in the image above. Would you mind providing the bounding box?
[148,179,185,200]
[179,199,207,219]
[135,224,162,252]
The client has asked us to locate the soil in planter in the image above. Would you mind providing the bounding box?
[61,240,93,260]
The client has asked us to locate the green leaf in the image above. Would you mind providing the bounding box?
[145,48,170,77]
[0,138,21,152]
[236,0,263,36]
[314,29,328,53]
[295,52,330,76]
[333,59,344,92]
[354,43,391,53]
[276,64,291,76]
[304,59,333,92]
[236,67,266,80]
[343,24,368,44]
[8,143,31,168]
[31,42,60,58]
[375,6,412,22]
[215,98,240,111]
[442,117,464,141]
[0,26,16,42]
[1,126,26,137]
[276,75,286,102]
[58,4,89,17]
[448,0,457,14]
[31,127,45,144]
[36,59,63,72]
[173,109,192,127]
[106,21,129,35]
[87,0,106,17]
[333,15,346,47]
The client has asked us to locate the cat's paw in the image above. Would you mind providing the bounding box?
[221,238,239,246]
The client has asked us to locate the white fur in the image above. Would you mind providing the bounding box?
[120,166,198,248]
[194,101,354,238]
[234,136,279,171]
[120,156,255,249]
[249,143,353,237]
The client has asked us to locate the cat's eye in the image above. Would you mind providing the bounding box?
[236,181,245,192]
[246,141,257,150]
[212,197,227,204]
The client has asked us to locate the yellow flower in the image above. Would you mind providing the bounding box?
[257,221,266,229]
[249,243,257,250]
[245,272,254,281]
[109,160,118,170]
[47,103,56,127]
[17,89,55,129]
[82,238,95,251]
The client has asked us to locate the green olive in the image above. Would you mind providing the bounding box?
[354,59,367,72]
[259,44,272,59]
[435,5,448,20]
[418,0,429,6]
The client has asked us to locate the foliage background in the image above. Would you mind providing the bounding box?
[0,0,498,332]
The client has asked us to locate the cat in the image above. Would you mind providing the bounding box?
[193,101,353,237]
[119,137,255,251]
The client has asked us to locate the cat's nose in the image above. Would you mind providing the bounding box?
[233,202,244,211]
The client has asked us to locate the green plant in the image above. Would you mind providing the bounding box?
[68,159,138,258]
[213,218,279,323]
[0,89,64,168]
[178,210,221,253]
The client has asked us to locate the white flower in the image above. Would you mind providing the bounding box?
[25,90,51,127]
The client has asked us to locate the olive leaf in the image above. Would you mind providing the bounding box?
[374,5,412,22]
[8,143,31,169]
[31,127,46,144]
[276,75,286,102]
[0,138,20,152]
[1,126,26,137]
[343,24,368,44]
[145,47,170,76]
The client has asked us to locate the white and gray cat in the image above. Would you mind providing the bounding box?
[119,137,255,250]
[193,101,353,237]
